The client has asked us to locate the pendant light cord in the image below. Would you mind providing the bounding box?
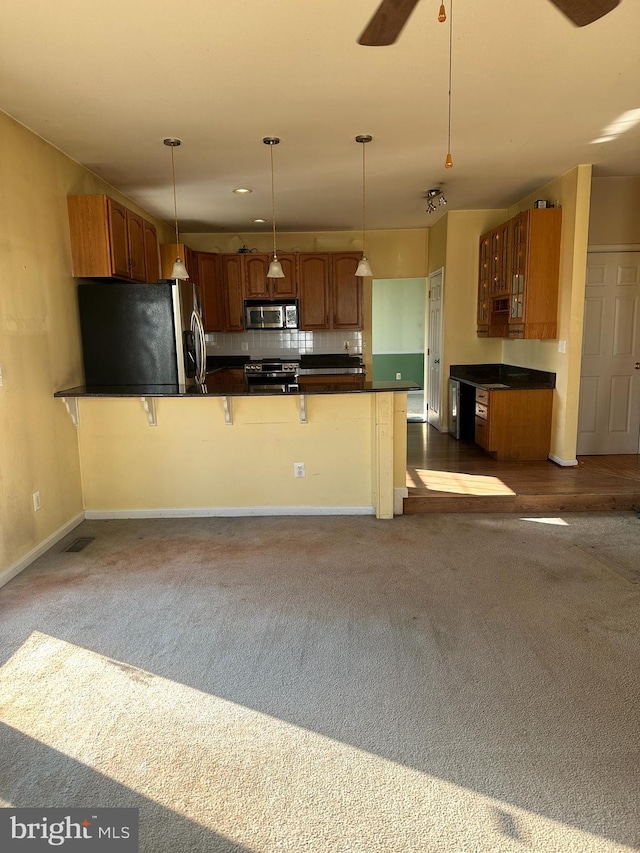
[362,140,367,256]
[447,0,453,164]
[170,145,179,244]
[270,144,277,258]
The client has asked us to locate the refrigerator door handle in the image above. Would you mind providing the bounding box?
[191,309,207,385]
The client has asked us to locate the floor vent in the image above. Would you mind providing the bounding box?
[64,537,95,553]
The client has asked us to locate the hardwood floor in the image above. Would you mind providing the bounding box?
[405,423,640,514]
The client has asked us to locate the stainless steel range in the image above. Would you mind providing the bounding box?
[244,358,300,393]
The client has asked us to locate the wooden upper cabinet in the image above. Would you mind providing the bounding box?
[509,208,561,339]
[220,254,245,331]
[477,232,490,336]
[477,208,561,340]
[270,253,298,299]
[244,254,271,299]
[298,253,331,330]
[125,210,145,282]
[198,252,225,331]
[242,252,298,299]
[67,194,159,282]
[143,221,160,282]
[331,253,363,329]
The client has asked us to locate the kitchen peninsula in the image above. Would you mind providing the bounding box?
[55,378,418,520]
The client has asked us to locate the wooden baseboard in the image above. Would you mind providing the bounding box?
[404,492,640,514]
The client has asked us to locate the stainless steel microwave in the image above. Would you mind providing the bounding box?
[244,301,298,330]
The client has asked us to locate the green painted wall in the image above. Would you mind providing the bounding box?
[372,353,424,386]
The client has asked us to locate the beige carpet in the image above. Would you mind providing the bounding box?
[0,513,639,852]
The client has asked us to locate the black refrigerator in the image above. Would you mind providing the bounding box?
[77,281,206,388]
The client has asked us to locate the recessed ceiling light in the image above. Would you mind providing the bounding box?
[233,187,252,194]
[253,218,266,223]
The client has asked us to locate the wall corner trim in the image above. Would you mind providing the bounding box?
[0,512,85,590]
[394,487,409,515]
[548,454,579,467]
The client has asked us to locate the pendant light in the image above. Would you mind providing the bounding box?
[445,0,454,169]
[163,137,189,280]
[355,135,373,277]
[263,137,284,279]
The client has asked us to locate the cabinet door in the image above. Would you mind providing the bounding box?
[298,254,331,330]
[269,254,298,299]
[221,255,245,331]
[107,199,131,279]
[477,233,490,336]
[244,254,270,299]
[331,253,363,329]
[143,221,159,282]
[510,212,528,324]
[198,252,225,331]
[270,253,298,298]
[126,211,146,282]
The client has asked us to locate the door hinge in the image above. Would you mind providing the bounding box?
[427,348,430,355]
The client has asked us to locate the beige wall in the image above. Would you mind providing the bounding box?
[589,177,640,246]
[0,110,173,580]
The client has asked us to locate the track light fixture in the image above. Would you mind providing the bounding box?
[425,188,447,213]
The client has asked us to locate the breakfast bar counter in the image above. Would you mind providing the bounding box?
[55,381,416,520]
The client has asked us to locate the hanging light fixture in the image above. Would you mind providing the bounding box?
[438,3,446,22]
[263,137,284,279]
[355,135,373,277]
[163,138,189,280]
[445,0,454,169]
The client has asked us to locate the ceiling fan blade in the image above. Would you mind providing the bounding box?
[549,0,620,26]
[357,0,421,46]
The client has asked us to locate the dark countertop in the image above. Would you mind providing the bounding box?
[449,363,556,390]
[55,379,420,398]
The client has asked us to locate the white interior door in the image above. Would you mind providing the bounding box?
[577,252,640,455]
[427,268,443,430]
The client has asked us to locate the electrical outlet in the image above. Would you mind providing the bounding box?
[33,491,41,512]
[294,462,306,478]
[396,372,402,380]
[558,340,567,354]
[241,342,249,351]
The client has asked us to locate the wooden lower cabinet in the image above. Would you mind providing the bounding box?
[297,374,365,393]
[474,387,553,461]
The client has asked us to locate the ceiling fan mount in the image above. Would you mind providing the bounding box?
[357,0,621,46]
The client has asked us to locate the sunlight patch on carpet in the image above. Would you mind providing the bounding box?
[0,632,633,853]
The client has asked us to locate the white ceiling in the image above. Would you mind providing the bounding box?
[1,1,638,233]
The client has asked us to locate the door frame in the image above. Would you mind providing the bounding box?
[426,267,445,430]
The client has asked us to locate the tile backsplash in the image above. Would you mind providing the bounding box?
[205,330,362,359]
